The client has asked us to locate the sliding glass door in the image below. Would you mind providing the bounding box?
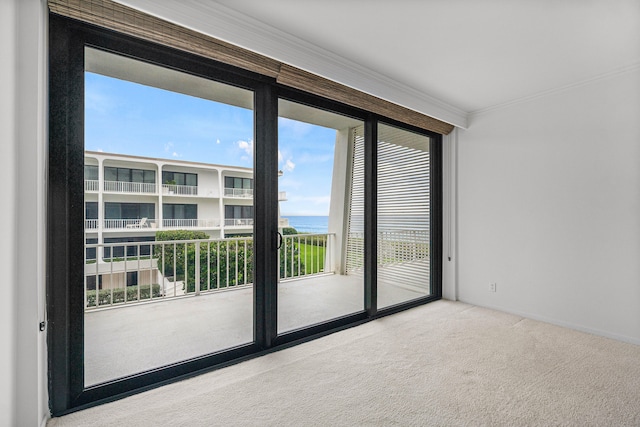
[48,14,441,415]
[276,99,365,333]
[83,47,256,386]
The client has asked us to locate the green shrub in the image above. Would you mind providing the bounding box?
[86,284,162,307]
[154,230,209,280]
[282,227,298,235]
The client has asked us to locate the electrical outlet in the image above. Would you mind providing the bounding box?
[489,282,497,292]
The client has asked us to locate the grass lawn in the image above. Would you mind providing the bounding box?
[298,242,326,274]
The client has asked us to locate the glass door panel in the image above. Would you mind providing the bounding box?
[377,123,432,308]
[83,47,255,386]
[277,99,365,333]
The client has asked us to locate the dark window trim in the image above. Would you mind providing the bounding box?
[47,13,442,416]
[105,166,156,183]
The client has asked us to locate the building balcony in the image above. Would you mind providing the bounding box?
[224,187,253,198]
[88,218,222,231]
[162,184,198,196]
[82,233,430,385]
[85,179,99,192]
[278,218,289,227]
[278,191,287,201]
[104,180,157,194]
[224,218,254,227]
[162,219,220,229]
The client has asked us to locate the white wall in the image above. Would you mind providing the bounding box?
[1,0,49,425]
[0,0,18,425]
[457,68,640,344]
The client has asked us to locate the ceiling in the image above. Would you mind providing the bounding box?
[118,0,640,127]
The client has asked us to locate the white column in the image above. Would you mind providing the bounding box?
[218,169,225,238]
[327,128,351,274]
[97,157,104,261]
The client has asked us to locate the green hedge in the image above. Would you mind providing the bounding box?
[86,284,162,307]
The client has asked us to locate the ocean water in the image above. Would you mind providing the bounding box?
[283,216,329,233]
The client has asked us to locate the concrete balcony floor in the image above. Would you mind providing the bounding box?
[85,272,429,386]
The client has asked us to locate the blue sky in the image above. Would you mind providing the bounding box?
[85,72,336,216]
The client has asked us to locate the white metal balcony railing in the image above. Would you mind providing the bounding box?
[224,187,253,198]
[85,180,99,192]
[162,219,220,228]
[104,180,157,194]
[84,233,334,310]
[224,218,254,227]
[103,219,154,229]
[85,219,99,230]
[162,184,198,196]
[346,230,430,274]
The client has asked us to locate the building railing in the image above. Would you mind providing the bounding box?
[345,230,429,274]
[85,233,334,310]
[162,184,198,196]
[92,218,225,230]
[162,219,220,228]
[278,191,287,201]
[85,219,99,230]
[104,180,157,194]
[224,187,253,198]
[224,218,254,227]
[85,179,99,192]
[104,218,154,229]
[280,233,334,280]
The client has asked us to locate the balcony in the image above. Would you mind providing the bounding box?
[162,184,198,196]
[224,218,254,227]
[85,179,99,192]
[278,191,287,201]
[95,218,221,231]
[162,219,220,229]
[83,233,431,385]
[103,218,155,229]
[224,187,253,198]
[104,180,157,194]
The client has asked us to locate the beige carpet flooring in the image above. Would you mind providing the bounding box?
[48,300,640,426]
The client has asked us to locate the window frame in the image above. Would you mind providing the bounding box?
[47,13,442,415]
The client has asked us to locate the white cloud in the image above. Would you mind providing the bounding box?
[216,138,221,144]
[284,159,296,172]
[278,150,283,163]
[164,142,174,152]
[172,152,180,158]
[96,148,104,152]
[237,139,253,157]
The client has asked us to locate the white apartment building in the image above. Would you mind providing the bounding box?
[84,150,287,289]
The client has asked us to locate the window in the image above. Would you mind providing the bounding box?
[163,171,197,186]
[86,274,102,291]
[84,165,98,180]
[104,203,155,219]
[105,166,155,183]
[103,236,155,259]
[85,202,98,219]
[224,176,253,189]
[48,13,441,414]
[225,205,254,219]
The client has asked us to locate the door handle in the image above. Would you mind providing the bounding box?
[276,231,283,250]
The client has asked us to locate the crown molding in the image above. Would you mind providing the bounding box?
[116,0,468,129]
[469,61,640,119]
